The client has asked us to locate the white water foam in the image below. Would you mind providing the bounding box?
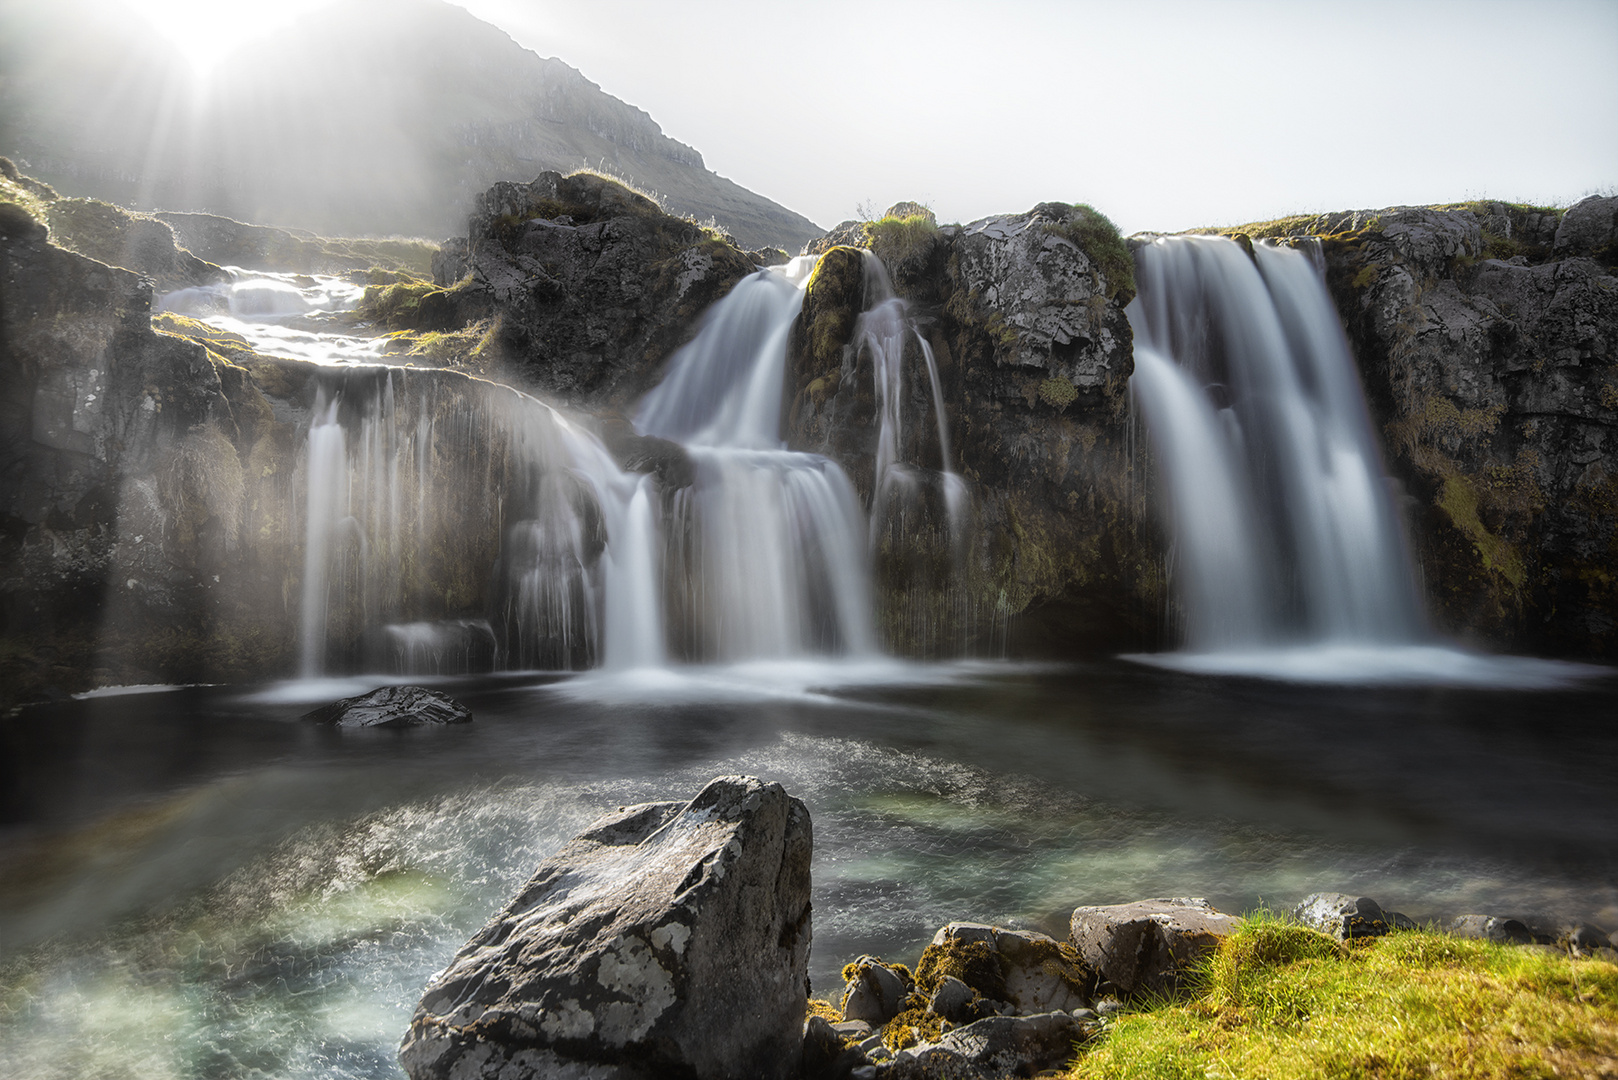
[1125,644,1612,689]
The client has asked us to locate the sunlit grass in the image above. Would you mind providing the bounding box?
[1065,913,1618,1079]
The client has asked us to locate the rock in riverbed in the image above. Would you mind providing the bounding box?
[400,775,812,1080]
[300,685,472,727]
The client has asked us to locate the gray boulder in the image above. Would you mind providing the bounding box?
[301,685,472,728]
[841,955,914,1025]
[399,776,813,1080]
[1068,898,1238,997]
[1293,893,1396,941]
[927,976,977,1024]
[803,1015,868,1080]
[1552,195,1618,260]
[1448,914,1534,945]
[897,1012,1089,1079]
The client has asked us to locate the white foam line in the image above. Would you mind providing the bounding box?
[1122,644,1613,690]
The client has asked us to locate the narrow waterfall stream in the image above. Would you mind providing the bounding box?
[634,259,876,662]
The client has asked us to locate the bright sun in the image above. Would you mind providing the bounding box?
[117,0,335,75]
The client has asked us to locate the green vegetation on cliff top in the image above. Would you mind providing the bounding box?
[1047,203,1135,301]
[1064,913,1617,1080]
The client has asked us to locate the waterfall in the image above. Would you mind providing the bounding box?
[1128,235,1426,652]
[294,367,657,675]
[164,248,975,677]
[856,252,969,552]
[636,260,877,661]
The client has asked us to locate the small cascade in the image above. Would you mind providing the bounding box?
[636,261,877,661]
[295,367,653,674]
[854,252,969,550]
[157,268,385,365]
[1128,235,1426,651]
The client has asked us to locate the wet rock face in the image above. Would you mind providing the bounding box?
[432,170,757,411]
[1318,205,1618,658]
[400,776,813,1080]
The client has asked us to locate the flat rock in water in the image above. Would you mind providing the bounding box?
[399,775,812,1080]
[1068,898,1237,997]
[300,685,472,728]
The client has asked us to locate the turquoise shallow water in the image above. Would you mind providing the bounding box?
[2,658,1614,1079]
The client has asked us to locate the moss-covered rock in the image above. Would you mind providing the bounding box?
[430,170,757,410]
[781,202,1163,657]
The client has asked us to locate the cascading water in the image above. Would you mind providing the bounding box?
[161,248,971,677]
[1128,235,1427,654]
[636,259,877,661]
[856,252,969,552]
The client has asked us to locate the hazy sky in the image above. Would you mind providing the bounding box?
[128,0,1618,234]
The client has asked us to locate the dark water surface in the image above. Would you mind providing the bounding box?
[2,659,1614,1078]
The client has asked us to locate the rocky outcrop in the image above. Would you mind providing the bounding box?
[787,201,1162,657]
[45,199,224,292]
[1068,898,1238,997]
[918,923,1092,1017]
[429,170,757,412]
[156,212,436,278]
[400,775,813,1080]
[1299,203,1618,658]
[300,685,472,727]
[0,194,308,708]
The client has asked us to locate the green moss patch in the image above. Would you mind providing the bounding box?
[1437,476,1527,590]
[1044,204,1135,302]
[864,213,939,267]
[1065,918,1618,1080]
[914,938,1007,1000]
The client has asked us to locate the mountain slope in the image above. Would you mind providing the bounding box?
[0,0,822,251]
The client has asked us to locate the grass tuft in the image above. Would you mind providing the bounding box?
[1064,916,1618,1080]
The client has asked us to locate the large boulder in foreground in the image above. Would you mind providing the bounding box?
[1068,898,1238,997]
[399,776,813,1080]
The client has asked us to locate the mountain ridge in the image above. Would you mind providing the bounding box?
[0,0,822,251]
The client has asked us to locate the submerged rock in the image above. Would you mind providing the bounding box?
[1068,897,1237,996]
[399,775,812,1080]
[300,685,472,728]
